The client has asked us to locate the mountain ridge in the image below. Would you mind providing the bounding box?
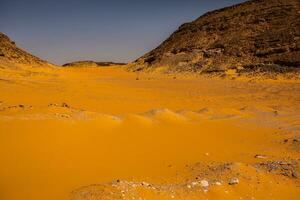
[132,0,300,75]
[0,32,54,67]
[62,60,126,67]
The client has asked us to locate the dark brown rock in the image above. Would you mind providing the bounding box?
[132,0,300,74]
[62,61,126,67]
[0,32,53,66]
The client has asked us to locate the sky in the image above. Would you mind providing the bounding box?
[0,0,246,65]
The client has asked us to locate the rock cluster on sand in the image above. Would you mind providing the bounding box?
[132,0,300,75]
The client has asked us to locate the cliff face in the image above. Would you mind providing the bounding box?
[0,33,52,66]
[133,0,300,74]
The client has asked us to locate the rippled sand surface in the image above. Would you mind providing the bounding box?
[0,64,299,200]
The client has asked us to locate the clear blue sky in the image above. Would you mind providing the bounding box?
[0,0,246,65]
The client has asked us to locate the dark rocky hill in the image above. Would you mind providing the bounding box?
[63,61,126,67]
[0,32,53,66]
[132,0,300,74]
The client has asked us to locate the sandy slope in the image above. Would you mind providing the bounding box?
[0,64,299,200]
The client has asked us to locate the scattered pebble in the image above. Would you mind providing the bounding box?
[141,182,151,187]
[55,113,71,118]
[62,102,70,108]
[200,180,209,188]
[292,171,299,178]
[191,181,198,187]
[229,178,239,185]
[215,181,222,186]
[254,154,267,159]
[48,103,58,107]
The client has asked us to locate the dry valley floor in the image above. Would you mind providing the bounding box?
[0,64,299,200]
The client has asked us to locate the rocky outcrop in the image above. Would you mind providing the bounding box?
[0,32,53,67]
[132,0,300,74]
[62,61,126,67]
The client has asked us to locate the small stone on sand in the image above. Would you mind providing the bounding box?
[229,178,239,185]
[200,180,209,187]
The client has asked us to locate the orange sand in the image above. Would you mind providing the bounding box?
[0,64,299,200]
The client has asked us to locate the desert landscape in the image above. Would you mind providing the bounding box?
[0,0,300,200]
